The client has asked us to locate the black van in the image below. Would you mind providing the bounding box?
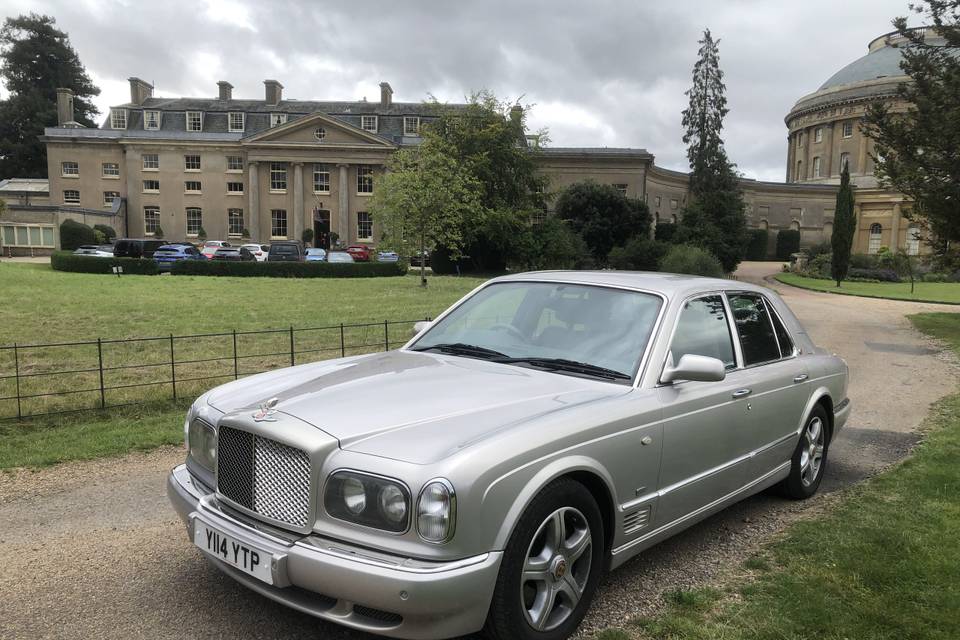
[267,241,305,262]
[112,238,168,259]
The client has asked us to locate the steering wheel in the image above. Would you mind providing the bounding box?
[489,323,525,341]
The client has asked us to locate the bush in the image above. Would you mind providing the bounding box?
[59,219,96,251]
[922,272,950,283]
[850,253,879,269]
[848,267,901,282]
[745,229,769,261]
[654,223,678,244]
[775,230,801,261]
[50,251,159,275]
[608,238,670,271]
[659,244,725,278]
[171,259,408,278]
[805,241,833,260]
[805,252,833,279]
[513,216,590,271]
[93,224,117,241]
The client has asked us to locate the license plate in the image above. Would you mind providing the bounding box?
[194,520,273,585]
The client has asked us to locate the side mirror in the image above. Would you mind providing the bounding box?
[661,354,726,383]
[412,320,431,336]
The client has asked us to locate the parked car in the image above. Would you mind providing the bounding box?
[345,244,372,262]
[376,250,399,262]
[168,272,850,640]
[72,245,114,257]
[267,241,305,262]
[212,246,256,261]
[153,243,204,271]
[200,241,231,260]
[305,248,327,262]
[326,251,354,263]
[112,238,167,259]
[241,243,270,262]
[409,250,431,267]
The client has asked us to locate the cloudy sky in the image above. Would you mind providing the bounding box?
[1,0,916,181]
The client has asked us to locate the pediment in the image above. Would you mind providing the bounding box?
[243,112,395,149]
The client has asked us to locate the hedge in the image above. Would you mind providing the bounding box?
[59,219,96,251]
[171,259,409,278]
[745,229,769,261]
[775,230,801,261]
[50,251,159,275]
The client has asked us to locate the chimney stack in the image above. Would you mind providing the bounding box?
[379,82,393,108]
[128,77,154,105]
[264,79,283,106]
[217,81,233,101]
[56,88,75,126]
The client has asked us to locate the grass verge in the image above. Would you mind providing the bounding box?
[775,272,960,304]
[614,311,960,640]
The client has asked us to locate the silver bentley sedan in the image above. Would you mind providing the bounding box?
[168,271,850,640]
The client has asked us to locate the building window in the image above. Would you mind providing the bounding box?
[61,161,79,177]
[186,111,203,132]
[184,155,201,171]
[228,112,245,132]
[868,223,883,254]
[361,115,378,132]
[228,208,244,236]
[313,164,330,193]
[270,162,287,191]
[813,156,821,178]
[612,183,628,196]
[226,155,244,171]
[184,181,202,193]
[271,209,288,238]
[144,110,161,130]
[655,196,661,207]
[815,127,823,143]
[102,162,120,177]
[670,198,678,210]
[842,121,854,138]
[1,224,55,248]
[186,208,203,236]
[796,160,803,180]
[840,152,850,172]
[357,212,373,241]
[357,166,374,194]
[142,154,159,170]
[143,179,160,193]
[314,127,326,141]
[103,191,120,207]
[110,109,128,129]
[404,117,420,136]
[227,182,244,194]
[270,113,287,127]
[796,132,803,147]
[63,190,80,205]
[144,206,160,235]
[907,224,921,255]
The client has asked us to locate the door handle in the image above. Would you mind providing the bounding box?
[732,388,752,399]
[793,374,809,383]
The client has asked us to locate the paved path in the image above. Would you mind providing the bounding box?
[2,263,957,639]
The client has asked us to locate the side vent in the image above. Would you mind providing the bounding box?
[623,505,652,535]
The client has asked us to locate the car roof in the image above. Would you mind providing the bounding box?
[490,271,772,299]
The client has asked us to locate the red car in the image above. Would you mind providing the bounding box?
[345,244,373,262]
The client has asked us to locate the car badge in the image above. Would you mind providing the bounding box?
[253,397,280,422]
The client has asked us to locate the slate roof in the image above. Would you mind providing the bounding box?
[538,147,652,158]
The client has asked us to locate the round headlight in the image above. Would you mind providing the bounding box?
[417,480,456,543]
[342,477,366,514]
[379,485,408,524]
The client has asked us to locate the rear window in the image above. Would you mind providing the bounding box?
[727,293,781,366]
[272,245,297,254]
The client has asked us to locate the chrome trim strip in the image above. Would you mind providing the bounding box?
[293,538,489,575]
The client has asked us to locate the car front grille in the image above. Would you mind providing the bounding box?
[217,426,312,528]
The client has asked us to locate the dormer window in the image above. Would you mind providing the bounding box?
[404,116,421,136]
[186,111,203,132]
[361,115,378,133]
[144,110,161,130]
[228,112,245,132]
[270,113,287,127]
[110,109,128,130]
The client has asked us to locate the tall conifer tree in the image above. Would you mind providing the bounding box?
[831,165,856,287]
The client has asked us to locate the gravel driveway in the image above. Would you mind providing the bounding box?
[2,263,957,640]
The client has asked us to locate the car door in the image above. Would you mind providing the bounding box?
[725,292,810,479]
[655,293,756,526]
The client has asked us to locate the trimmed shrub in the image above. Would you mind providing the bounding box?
[659,244,725,278]
[922,272,949,283]
[848,267,901,282]
[50,251,159,275]
[608,238,670,271]
[805,252,833,279]
[745,229,769,261]
[654,223,678,244]
[59,219,96,251]
[93,224,117,240]
[805,241,833,260]
[775,230,801,261]
[850,253,879,269]
[171,259,408,278]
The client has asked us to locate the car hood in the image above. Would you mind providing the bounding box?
[206,350,628,464]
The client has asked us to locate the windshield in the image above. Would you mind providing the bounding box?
[411,281,662,382]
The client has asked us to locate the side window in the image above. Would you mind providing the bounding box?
[767,300,795,356]
[669,295,736,370]
[727,293,781,365]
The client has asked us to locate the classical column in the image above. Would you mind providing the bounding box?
[248,161,260,240]
[293,162,304,242]
[824,123,835,177]
[338,163,349,243]
[803,127,813,180]
[857,129,869,176]
[786,134,795,182]
[890,202,902,250]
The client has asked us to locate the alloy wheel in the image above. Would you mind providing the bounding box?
[799,416,825,487]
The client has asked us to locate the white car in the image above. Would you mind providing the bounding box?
[241,243,269,262]
[73,245,114,257]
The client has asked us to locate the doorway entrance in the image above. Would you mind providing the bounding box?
[313,209,331,250]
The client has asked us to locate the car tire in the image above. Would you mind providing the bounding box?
[780,404,830,499]
[482,478,604,640]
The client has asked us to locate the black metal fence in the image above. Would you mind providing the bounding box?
[0,318,428,421]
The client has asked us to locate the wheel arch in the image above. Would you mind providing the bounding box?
[798,387,834,443]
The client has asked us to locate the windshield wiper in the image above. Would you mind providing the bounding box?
[411,342,509,360]
[493,357,632,381]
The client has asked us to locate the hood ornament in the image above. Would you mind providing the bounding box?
[252,397,280,422]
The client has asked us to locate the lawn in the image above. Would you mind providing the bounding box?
[600,311,960,640]
[776,272,960,304]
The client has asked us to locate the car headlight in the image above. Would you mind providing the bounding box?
[417,479,456,543]
[324,471,410,533]
[187,418,217,473]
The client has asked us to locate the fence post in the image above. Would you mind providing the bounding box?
[13,343,22,421]
[384,320,389,351]
[289,326,295,367]
[96,338,106,409]
[233,330,239,380]
[169,334,177,400]
[340,323,345,358]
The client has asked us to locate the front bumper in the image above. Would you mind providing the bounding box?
[167,464,501,639]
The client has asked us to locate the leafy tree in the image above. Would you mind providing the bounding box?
[831,165,857,286]
[511,216,589,271]
[660,244,725,278]
[0,14,100,178]
[676,29,748,273]
[607,237,669,271]
[863,2,960,249]
[554,181,652,264]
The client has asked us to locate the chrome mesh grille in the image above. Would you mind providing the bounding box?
[217,426,311,528]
